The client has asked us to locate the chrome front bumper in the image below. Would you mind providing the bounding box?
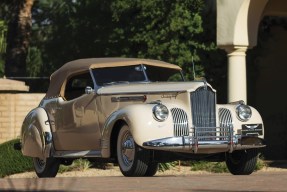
[142,127,266,153]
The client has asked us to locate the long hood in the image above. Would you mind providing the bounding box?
[97,81,215,95]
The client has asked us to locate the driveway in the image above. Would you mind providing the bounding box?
[0,171,286,192]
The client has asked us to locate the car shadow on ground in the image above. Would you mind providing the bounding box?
[266,160,287,169]
[1,191,66,192]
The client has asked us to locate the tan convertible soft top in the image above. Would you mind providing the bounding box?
[45,58,182,98]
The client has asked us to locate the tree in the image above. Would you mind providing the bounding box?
[0,20,7,76]
[4,0,226,94]
[110,0,206,80]
[29,0,209,79]
[197,1,227,103]
[30,0,114,74]
[4,0,35,77]
[0,21,7,54]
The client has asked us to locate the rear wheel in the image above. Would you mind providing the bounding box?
[33,157,60,178]
[226,149,259,175]
[117,124,157,177]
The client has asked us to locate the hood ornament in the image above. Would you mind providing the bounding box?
[204,79,207,90]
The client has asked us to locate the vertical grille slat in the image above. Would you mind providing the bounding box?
[191,87,216,140]
[171,108,189,136]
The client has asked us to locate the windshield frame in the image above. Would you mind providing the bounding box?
[91,64,185,89]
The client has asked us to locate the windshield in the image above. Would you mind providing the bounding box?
[92,64,184,86]
[143,65,183,82]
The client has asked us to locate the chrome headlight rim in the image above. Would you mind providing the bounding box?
[236,104,252,122]
[152,104,169,122]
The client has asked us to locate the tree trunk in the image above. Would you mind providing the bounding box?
[5,0,34,77]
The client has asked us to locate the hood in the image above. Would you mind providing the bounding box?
[97,81,215,95]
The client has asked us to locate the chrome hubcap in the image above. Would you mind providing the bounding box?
[121,132,135,167]
[34,158,46,172]
[36,158,45,167]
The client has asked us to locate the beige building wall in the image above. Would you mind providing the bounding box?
[0,93,44,143]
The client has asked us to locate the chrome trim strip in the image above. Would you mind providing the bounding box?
[111,95,146,102]
[54,150,101,158]
[99,91,185,96]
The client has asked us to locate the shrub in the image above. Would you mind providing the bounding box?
[0,139,33,177]
[190,161,229,173]
[255,157,267,170]
[158,162,178,172]
[59,159,92,173]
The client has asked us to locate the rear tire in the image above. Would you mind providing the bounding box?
[33,157,60,178]
[117,124,156,177]
[226,149,259,175]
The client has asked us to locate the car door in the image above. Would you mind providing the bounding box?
[53,72,101,151]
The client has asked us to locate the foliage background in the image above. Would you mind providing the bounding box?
[0,0,227,101]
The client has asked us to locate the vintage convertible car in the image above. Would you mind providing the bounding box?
[19,58,265,177]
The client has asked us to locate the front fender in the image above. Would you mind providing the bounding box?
[217,104,264,139]
[101,104,175,157]
[21,107,52,159]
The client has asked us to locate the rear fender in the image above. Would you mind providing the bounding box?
[21,107,52,159]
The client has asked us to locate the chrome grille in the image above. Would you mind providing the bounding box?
[191,86,216,140]
[219,108,232,127]
[219,108,233,140]
[171,108,189,136]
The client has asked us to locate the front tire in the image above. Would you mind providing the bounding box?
[144,162,159,176]
[33,157,60,178]
[117,124,157,177]
[226,149,259,175]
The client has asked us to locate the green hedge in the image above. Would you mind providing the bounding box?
[0,139,33,177]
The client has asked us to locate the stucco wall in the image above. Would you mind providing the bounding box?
[0,93,45,144]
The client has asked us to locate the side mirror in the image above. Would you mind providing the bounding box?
[85,86,94,94]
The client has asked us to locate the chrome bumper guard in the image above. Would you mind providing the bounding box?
[143,127,266,153]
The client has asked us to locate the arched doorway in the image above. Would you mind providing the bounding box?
[248,17,287,159]
[217,0,287,159]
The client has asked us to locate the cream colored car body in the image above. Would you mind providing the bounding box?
[20,58,265,161]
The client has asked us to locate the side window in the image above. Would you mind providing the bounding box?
[64,72,94,101]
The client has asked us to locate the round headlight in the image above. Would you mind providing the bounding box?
[152,104,169,121]
[236,104,252,121]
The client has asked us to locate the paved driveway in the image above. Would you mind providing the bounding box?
[0,172,286,192]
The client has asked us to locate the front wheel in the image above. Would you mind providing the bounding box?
[117,124,157,177]
[144,162,159,176]
[226,149,259,175]
[33,157,60,178]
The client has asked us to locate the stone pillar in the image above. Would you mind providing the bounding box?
[226,47,248,103]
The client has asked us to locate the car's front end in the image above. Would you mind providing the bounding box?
[142,85,265,154]
[99,80,265,175]
[99,80,265,155]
